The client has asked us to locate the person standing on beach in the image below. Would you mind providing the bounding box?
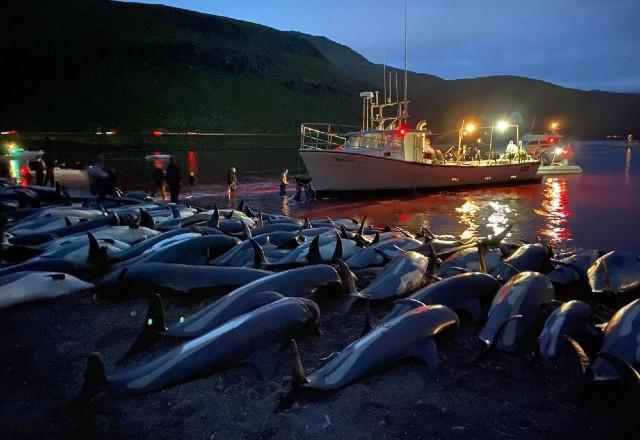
[32,158,45,186]
[152,160,166,200]
[166,156,181,203]
[227,167,238,199]
[42,139,55,187]
[280,168,289,196]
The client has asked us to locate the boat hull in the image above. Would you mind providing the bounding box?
[299,150,541,193]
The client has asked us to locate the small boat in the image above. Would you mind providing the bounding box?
[521,129,583,175]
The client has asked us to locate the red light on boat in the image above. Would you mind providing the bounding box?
[397,125,408,137]
[186,131,197,136]
[152,130,164,136]
[1,130,17,135]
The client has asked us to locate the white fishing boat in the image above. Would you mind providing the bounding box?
[521,125,583,175]
[298,92,541,196]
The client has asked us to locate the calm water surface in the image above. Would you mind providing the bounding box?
[287,141,640,254]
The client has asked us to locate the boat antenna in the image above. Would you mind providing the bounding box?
[395,72,400,123]
[403,0,408,118]
[383,46,387,103]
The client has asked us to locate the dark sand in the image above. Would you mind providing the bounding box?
[1,181,637,439]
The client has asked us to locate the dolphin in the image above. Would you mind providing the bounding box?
[98,263,271,297]
[490,243,552,283]
[0,271,94,309]
[438,247,503,278]
[479,271,555,352]
[291,304,459,391]
[345,237,423,269]
[76,297,321,402]
[590,298,640,381]
[587,250,640,294]
[538,300,592,360]
[381,272,501,324]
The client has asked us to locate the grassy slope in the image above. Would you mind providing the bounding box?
[1,0,638,138]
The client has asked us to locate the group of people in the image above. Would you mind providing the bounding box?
[151,157,182,203]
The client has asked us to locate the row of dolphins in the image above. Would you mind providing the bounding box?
[1,180,640,409]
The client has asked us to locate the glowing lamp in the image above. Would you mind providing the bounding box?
[554,147,564,155]
[465,123,476,133]
[551,122,559,130]
[496,120,509,132]
[397,125,408,137]
[152,130,164,136]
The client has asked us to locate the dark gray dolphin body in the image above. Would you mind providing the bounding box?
[538,300,592,360]
[160,264,342,339]
[591,298,640,380]
[302,305,459,390]
[98,263,271,296]
[107,229,197,263]
[345,237,422,269]
[548,250,602,286]
[78,297,320,399]
[357,251,430,300]
[490,243,551,282]
[438,247,503,278]
[479,271,555,352]
[381,272,501,323]
[587,250,640,294]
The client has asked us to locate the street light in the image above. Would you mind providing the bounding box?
[496,120,510,132]
[551,121,559,131]
[465,123,477,133]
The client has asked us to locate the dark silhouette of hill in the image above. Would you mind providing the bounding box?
[1,0,638,138]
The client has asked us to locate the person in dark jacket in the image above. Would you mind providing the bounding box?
[42,140,55,187]
[32,158,45,186]
[165,157,181,203]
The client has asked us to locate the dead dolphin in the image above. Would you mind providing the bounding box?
[345,237,423,269]
[76,297,320,401]
[0,271,94,309]
[97,263,271,297]
[588,250,640,294]
[381,272,501,323]
[125,264,343,356]
[353,251,431,301]
[590,298,640,381]
[479,271,555,352]
[538,300,592,360]
[291,304,458,390]
[438,247,503,278]
[490,243,552,283]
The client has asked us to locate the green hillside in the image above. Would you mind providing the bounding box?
[1,0,638,138]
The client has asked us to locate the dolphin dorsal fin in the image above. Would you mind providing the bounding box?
[308,235,323,265]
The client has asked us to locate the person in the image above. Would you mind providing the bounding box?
[87,155,109,199]
[32,158,45,186]
[188,171,196,187]
[505,140,518,160]
[227,167,238,199]
[42,140,55,187]
[166,156,181,203]
[152,160,166,200]
[280,168,289,196]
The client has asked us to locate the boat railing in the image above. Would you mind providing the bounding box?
[300,123,359,151]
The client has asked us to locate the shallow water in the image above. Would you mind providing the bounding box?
[288,141,640,254]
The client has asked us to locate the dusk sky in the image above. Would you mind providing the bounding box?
[127,0,640,93]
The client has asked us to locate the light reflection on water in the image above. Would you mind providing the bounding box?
[536,177,571,248]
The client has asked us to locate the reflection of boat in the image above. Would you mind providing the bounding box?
[299,95,541,195]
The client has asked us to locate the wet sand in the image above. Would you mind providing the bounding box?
[1,179,638,439]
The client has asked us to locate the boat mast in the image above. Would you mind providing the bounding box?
[403,0,408,123]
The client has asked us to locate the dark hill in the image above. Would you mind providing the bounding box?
[1,0,638,138]
[297,33,640,138]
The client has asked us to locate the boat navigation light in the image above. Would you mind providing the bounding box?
[496,120,509,132]
[398,125,408,137]
[465,123,476,133]
[554,147,564,155]
[551,121,559,130]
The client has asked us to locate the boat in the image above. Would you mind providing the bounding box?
[298,91,541,196]
[521,126,583,175]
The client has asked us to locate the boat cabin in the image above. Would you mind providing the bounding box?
[342,129,437,163]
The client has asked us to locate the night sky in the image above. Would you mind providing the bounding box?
[125,0,640,93]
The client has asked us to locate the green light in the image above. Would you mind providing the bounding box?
[147,318,153,326]
[179,316,185,323]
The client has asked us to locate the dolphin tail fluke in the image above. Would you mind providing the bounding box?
[564,335,591,374]
[331,233,343,262]
[307,235,323,265]
[122,293,166,360]
[303,217,311,229]
[242,220,252,240]
[209,206,220,229]
[140,209,155,229]
[336,258,358,296]
[358,215,368,235]
[473,314,523,364]
[278,339,308,410]
[72,353,107,406]
[593,352,640,387]
[249,239,268,267]
[87,232,108,266]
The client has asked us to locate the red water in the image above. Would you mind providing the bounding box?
[183,141,640,254]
